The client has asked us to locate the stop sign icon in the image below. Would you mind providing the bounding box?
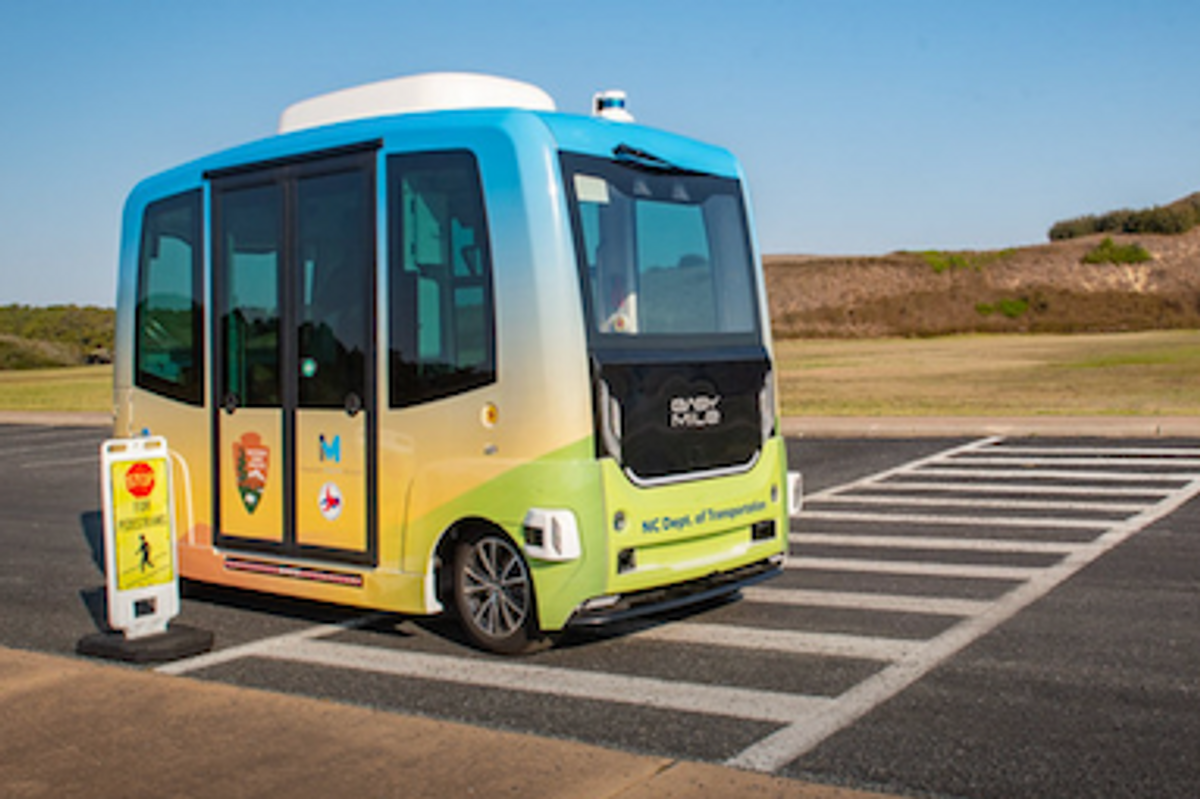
[125,461,155,499]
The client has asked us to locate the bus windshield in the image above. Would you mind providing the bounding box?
[561,152,760,343]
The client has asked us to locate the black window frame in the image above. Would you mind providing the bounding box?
[387,149,497,408]
[134,189,205,406]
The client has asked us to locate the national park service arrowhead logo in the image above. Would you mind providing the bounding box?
[233,432,270,514]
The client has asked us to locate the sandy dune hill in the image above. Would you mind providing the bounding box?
[765,228,1200,338]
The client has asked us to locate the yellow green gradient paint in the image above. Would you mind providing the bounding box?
[396,435,788,630]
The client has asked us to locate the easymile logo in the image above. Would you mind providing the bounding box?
[670,395,722,429]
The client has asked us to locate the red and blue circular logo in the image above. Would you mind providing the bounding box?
[318,482,343,521]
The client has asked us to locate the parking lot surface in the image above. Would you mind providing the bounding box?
[2,423,1198,797]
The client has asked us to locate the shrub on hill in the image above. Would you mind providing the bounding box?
[1049,192,1200,240]
[1082,237,1152,265]
[918,249,1016,273]
[0,335,81,369]
[976,297,1030,319]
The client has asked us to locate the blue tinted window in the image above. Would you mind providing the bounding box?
[388,151,495,407]
[135,190,203,405]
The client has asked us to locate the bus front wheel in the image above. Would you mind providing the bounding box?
[452,531,543,655]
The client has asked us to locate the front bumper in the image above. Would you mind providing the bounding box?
[564,554,783,628]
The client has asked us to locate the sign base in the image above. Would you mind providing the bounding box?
[76,624,214,664]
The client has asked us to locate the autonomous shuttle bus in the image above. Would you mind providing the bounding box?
[114,73,794,653]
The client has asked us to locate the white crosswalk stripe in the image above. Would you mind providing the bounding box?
[949,455,1200,467]
[797,509,1110,529]
[808,493,1147,513]
[905,466,1200,482]
[790,532,1080,554]
[985,445,1200,457]
[270,638,834,724]
[630,621,920,660]
[861,481,1177,498]
[741,587,992,616]
[785,556,1044,580]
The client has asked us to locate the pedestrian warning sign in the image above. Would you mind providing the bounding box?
[101,436,179,639]
[111,457,173,591]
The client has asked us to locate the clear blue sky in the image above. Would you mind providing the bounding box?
[3,0,1198,306]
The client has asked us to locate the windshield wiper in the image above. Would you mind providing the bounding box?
[612,144,701,175]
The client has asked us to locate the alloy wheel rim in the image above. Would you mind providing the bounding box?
[462,537,530,638]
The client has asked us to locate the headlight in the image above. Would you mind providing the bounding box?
[759,369,777,442]
[599,379,623,460]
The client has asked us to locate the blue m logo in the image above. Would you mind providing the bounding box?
[319,434,341,463]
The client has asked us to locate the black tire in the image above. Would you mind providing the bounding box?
[452,531,543,655]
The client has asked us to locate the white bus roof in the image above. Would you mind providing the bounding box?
[278,73,557,133]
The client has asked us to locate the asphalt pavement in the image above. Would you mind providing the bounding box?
[0,419,897,799]
[3,416,1199,798]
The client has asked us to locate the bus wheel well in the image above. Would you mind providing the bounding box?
[433,517,512,609]
[435,517,549,655]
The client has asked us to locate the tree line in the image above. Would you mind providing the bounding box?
[0,304,114,367]
[1049,192,1200,241]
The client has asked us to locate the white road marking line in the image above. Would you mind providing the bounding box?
[155,615,379,676]
[785,556,1041,580]
[728,471,1200,773]
[866,481,1175,498]
[631,621,919,661]
[742,587,991,617]
[914,467,1199,482]
[269,638,833,724]
[790,532,1079,555]
[949,455,1200,467]
[982,445,1200,457]
[810,493,1144,514]
[798,509,1108,529]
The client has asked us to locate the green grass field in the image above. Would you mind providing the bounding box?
[777,330,1200,416]
[0,365,112,412]
[1,331,1198,417]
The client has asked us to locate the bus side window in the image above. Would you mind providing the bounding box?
[388,151,495,407]
[135,190,203,405]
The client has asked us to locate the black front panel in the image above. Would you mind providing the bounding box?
[597,350,768,483]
